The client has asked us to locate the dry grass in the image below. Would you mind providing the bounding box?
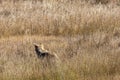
[0,0,120,37]
[0,0,120,80]
[0,35,120,80]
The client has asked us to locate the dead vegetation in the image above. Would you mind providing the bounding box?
[0,0,120,80]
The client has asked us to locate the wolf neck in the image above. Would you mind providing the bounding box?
[41,45,48,52]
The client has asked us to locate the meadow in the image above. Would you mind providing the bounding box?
[0,0,120,80]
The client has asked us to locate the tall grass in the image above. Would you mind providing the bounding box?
[0,0,120,80]
[0,0,120,37]
[0,35,120,80]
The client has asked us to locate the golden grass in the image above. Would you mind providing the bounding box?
[0,0,120,80]
[0,35,120,80]
[0,0,120,37]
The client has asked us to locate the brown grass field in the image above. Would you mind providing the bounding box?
[0,0,120,80]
